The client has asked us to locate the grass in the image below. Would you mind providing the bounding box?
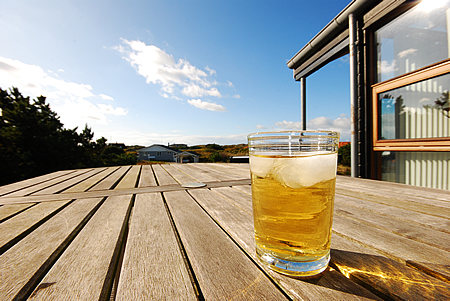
[337,164,351,176]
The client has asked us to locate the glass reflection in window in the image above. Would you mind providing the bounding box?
[378,73,450,140]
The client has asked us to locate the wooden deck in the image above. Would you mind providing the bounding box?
[0,163,449,300]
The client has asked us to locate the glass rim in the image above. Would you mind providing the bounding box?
[248,130,339,139]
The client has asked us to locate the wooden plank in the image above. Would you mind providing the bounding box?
[62,166,120,193]
[161,164,199,184]
[331,234,450,301]
[169,164,217,182]
[137,165,157,187]
[0,200,70,253]
[88,166,131,191]
[0,170,75,196]
[115,193,196,300]
[152,164,178,185]
[164,190,288,300]
[115,165,141,189]
[210,186,253,214]
[337,181,450,209]
[336,186,450,219]
[4,169,93,197]
[0,179,251,206]
[181,163,239,181]
[337,175,450,202]
[31,168,108,195]
[0,203,35,222]
[27,195,132,300]
[334,197,450,252]
[188,188,381,300]
[197,163,250,179]
[231,184,252,195]
[332,213,450,280]
[335,193,450,234]
[0,197,103,300]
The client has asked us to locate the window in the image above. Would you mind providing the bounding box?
[157,152,162,156]
[375,0,449,83]
[372,1,450,150]
[373,61,450,149]
[372,0,450,189]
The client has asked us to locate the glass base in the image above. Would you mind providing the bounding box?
[256,248,330,277]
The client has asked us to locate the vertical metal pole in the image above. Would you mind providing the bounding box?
[300,77,307,130]
[349,14,358,178]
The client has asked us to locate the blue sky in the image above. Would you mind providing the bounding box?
[0,0,352,146]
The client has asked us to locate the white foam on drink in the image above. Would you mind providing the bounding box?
[250,153,337,188]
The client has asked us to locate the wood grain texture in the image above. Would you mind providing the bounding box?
[0,203,35,222]
[169,164,217,182]
[331,234,450,301]
[115,165,141,189]
[1,164,449,300]
[334,198,450,252]
[332,214,450,277]
[27,195,132,300]
[199,163,251,179]
[337,175,450,202]
[189,188,381,301]
[137,165,157,187]
[0,200,69,251]
[161,164,198,184]
[336,187,450,219]
[152,164,179,185]
[210,186,253,214]
[0,179,251,205]
[0,170,75,196]
[0,198,103,300]
[62,167,120,193]
[4,169,93,197]
[337,179,450,209]
[88,166,131,191]
[115,193,196,300]
[335,193,450,234]
[164,190,288,300]
[179,163,239,181]
[32,168,108,195]
[231,184,252,195]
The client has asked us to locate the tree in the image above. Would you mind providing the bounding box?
[0,87,113,185]
[338,143,351,166]
[0,87,83,184]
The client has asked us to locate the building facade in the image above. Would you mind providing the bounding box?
[136,145,180,162]
[289,0,450,189]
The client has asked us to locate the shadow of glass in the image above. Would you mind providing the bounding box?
[328,248,450,301]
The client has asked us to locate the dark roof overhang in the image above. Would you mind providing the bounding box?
[287,0,381,79]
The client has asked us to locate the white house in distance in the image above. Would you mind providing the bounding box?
[136,144,199,163]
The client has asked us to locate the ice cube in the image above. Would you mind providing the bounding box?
[274,153,337,188]
[249,155,275,178]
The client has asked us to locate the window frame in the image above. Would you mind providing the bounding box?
[372,59,450,151]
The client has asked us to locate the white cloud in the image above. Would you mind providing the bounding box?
[275,114,351,141]
[378,60,397,75]
[99,94,114,101]
[101,130,247,146]
[256,125,266,129]
[116,39,223,100]
[398,48,417,58]
[181,84,221,98]
[187,99,227,112]
[205,66,216,76]
[0,56,127,128]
